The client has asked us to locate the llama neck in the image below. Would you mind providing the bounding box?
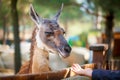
[29,28,50,73]
[32,46,50,73]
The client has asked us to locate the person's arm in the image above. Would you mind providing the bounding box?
[92,69,120,80]
[71,64,120,80]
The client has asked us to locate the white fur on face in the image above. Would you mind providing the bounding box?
[36,31,57,53]
[35,29,44,49]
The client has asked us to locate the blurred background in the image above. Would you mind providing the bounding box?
[0,0,120,76]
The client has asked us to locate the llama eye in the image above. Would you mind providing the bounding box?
[60,28,65,35]
[63,31,66,34]
[45,32,54,37]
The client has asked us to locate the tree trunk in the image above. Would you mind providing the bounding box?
[3,16,7,45]
[104,10,114,69]
[11,0,21,73]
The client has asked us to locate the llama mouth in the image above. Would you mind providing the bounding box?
[57,48,70,58]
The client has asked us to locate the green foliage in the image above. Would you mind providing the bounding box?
[90,0,120,21]
[68,32,88,47]
[92,0,120,11]
[0,0,11,27]
[61,5,83,21]
[31,0,83,21]
[0,0,90,28]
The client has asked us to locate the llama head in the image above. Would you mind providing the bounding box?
[29,4,71,58]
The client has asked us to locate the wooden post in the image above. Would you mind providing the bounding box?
[89,44,108,69]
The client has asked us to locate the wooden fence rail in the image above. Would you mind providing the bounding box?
[0,63,96,80]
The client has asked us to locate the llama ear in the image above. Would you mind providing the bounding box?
[53,3,63,21]
[29,4,43,27]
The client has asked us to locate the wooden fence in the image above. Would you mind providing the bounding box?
[0,63,96,80]
[0,43,120,80]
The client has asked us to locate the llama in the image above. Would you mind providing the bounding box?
[18,4,71,74]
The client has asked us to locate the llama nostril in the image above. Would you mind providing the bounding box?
[64,45,71,53]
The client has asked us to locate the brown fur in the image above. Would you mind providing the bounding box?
[18,27,38,74]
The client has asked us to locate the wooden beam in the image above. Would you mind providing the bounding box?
[0,63,96,80]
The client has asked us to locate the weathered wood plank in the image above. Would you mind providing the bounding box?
[0,69,69,80]
[0,63,96,80]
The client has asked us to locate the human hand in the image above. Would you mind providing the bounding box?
[71,64,92,77]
